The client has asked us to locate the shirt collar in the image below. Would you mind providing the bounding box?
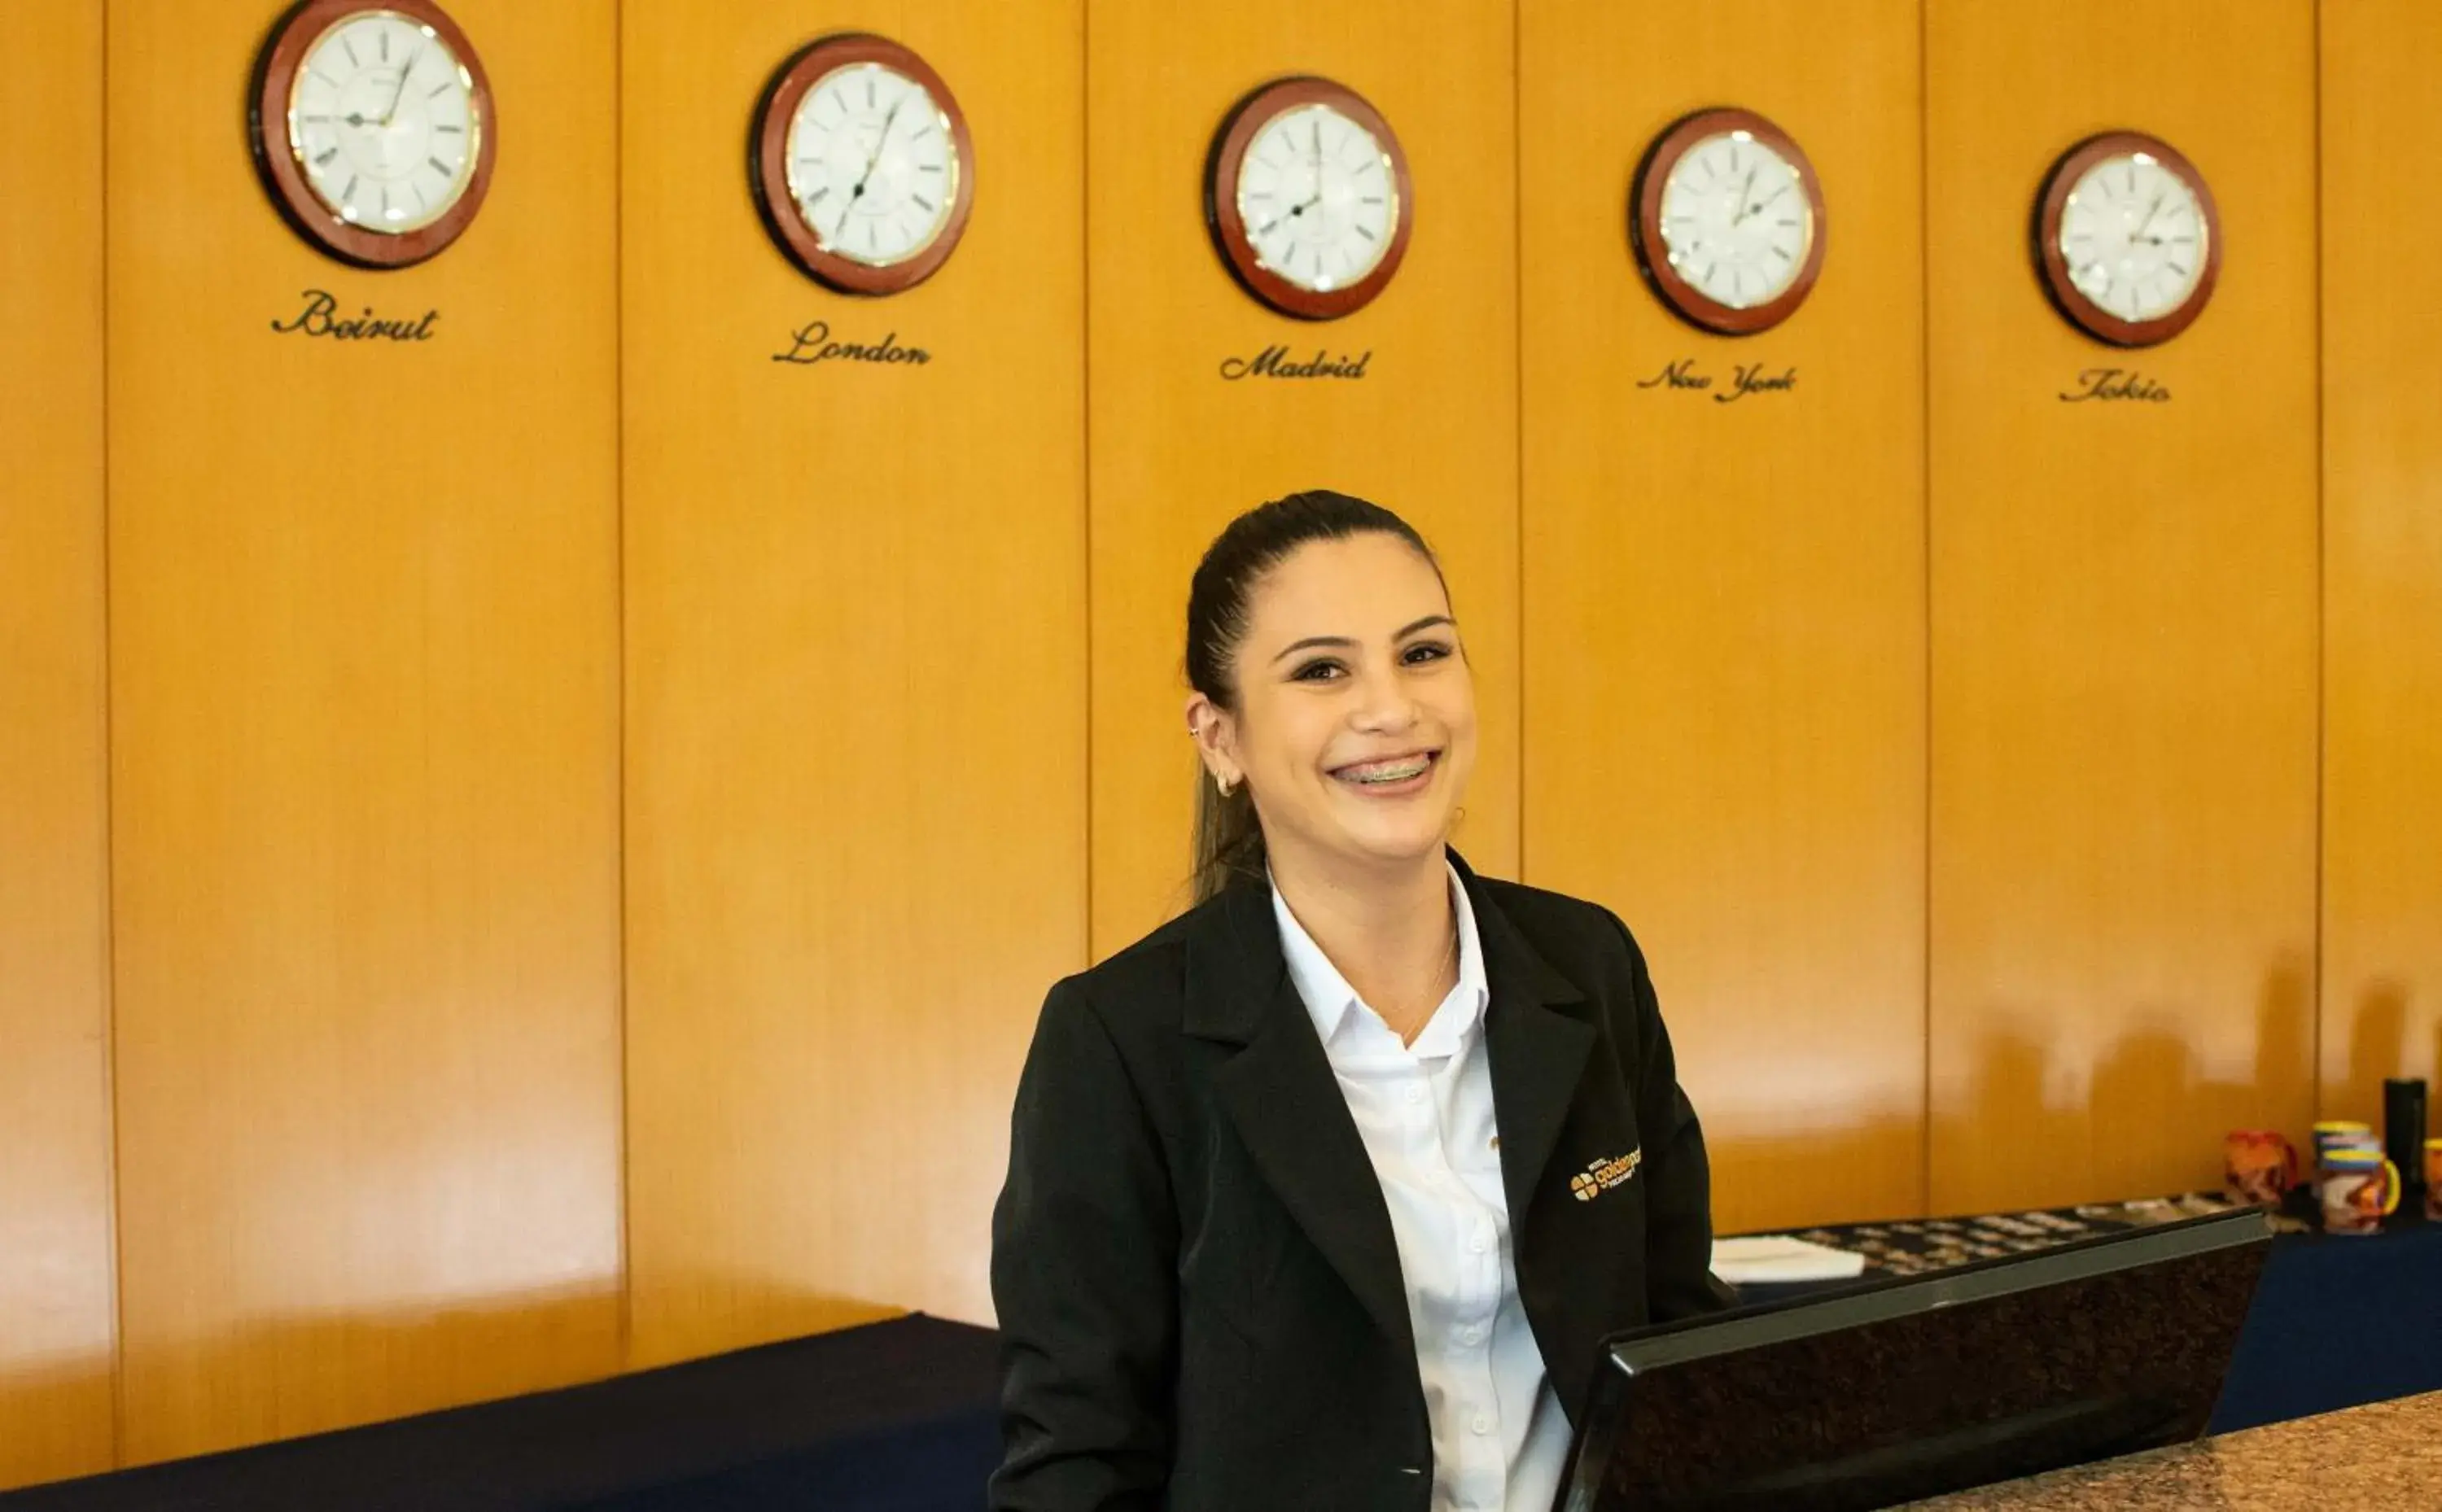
[1270,860,1490,1053]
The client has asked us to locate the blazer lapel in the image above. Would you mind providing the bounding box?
[1455,856,1597,1244]
[1186,876,1416,1355]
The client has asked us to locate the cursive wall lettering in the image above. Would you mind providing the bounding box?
[1637,356,1797,403]
[1637,358,1712,392]
[1219,345,1371,380]
[772,320,931,367]
[270,288,438,341]
[1722,361,1796,402]
[2059,367,2170,403]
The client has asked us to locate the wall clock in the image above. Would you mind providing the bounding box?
[751,34,974,295]
[1630,107,1825,335]
[248,0,494,269]
[2034,130,2220,347]
[1206,76,1412,321]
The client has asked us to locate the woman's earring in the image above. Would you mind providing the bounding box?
[1215,772,1235,798]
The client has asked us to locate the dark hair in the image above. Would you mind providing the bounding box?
[1185,490,1446,904]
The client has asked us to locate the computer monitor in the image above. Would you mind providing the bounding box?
[1558,1206,2270,1512]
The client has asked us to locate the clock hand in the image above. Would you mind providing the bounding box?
[2130,191,2166,246]
[844,93,912,213]
[379,42,422,127]
[1255,197,1315,239]
[1277,188,1324,236]
[1257,172,1325,239]
[1730,165,1758,225]
[1302,121,1329,225]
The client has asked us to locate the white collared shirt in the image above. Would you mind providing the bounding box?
[1271,865,1570,1512]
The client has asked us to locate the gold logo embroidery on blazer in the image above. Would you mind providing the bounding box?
[1569,1148,1643,1202]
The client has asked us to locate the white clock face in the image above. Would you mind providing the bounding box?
[2058,153,2208,322]
[286,10,479,234]
[1234,103,1398,294]
[1656,131,1811,309]
[785,63,959,269]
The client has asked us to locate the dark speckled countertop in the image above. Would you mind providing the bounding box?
[1902,1391,2442,1510]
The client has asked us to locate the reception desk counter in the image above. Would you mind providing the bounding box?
[4,1223,2432,1510]
[1906,1390,2442,1510]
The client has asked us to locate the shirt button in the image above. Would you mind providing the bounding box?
[1469,1231,1489,1254]
[1471,1412,1493,1435]
[1459,1323,1486,1345]
[1404,1083,1425,1103]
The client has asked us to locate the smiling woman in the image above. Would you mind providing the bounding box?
[1180,494,1465,927]
[990,491,1734,1512]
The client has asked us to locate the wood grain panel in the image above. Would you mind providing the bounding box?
[1086,0,1520,959]
[621,0,1087,1365]
[0,0,116,1490]
[107,0,623,1462]
[1926,0,2319,1214]
[2319,0,2442,1127]
[1519,0,1928,1235]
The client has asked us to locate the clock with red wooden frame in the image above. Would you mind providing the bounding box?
[751,33,975,296]
[249,0,496,269]
[2034,129,2221,347]
[1206,76,1413,321]
[1630,106,1826,336]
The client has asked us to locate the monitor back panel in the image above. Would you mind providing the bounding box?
[1575,1221,2266,1512]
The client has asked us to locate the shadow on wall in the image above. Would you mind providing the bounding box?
[102,1283,626,1472]
[2330,977,2414,1126]
[0,1352,113,1493]
[1671,961,2323,1236]
[1923,958,2317,1217]
[1709,1114,1926,1237]
[622,1269,907,1374]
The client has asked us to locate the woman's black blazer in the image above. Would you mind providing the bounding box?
[990,851,1732,1512]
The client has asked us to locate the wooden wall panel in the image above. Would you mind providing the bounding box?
[1086,0,1520,959]
[0,0,116,1490]
[2,1,2404,1468]
[106,0,624,1462]
[2320,0,2442,1126]
[621,0,1088,1365]
[1925,0,2320,1215]
[1518,0,1928,1235]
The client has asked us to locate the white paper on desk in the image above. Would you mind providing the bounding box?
[1709,1235,1869,1284]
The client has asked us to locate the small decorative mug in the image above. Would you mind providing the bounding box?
[2225,1130,2299,1207]
[2313,1121,2376,1162]
[2319,1149,2400,1235]
[2427,1139,2442,1222]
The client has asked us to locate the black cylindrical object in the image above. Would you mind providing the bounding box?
[2386,1077,2428,1195]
